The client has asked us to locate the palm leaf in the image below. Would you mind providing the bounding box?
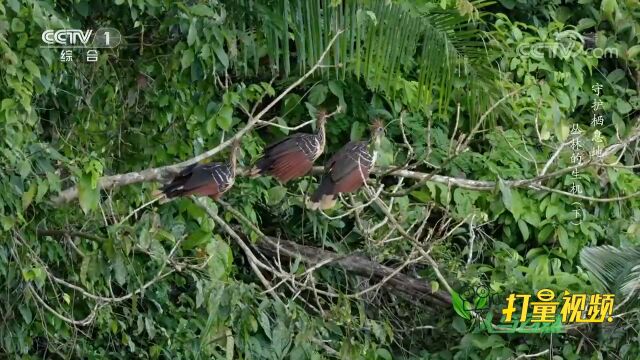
[224,0,504,123]
[580,245,640,306]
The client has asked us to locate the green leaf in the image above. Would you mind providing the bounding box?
[627,45,640,60]
[601,0,616,18]
[206,117,217,135]
[259,312,272,340]
[350,121,364,141]
[499,180,523,219]
[213,45,229,69]
[328,80,346,109]
[187,21,197,46]
[181,49,195,69]
[464,334,505,350]
[19,304,32,324]
[518,219,529,241]
[538,225,554,244]
[78,173,99,214]
[308,84,328,106]
[22,182,36,210]
[183,229,212,250]
[11,18,25,32]
[607,69,625,84]
[206,237,232,281]
[576,18,596,31]
[616,99,632,114]
[376,349,392,360]
[217,105,233,130]
[451,290,471,320]
[474,295,488,311]
[113,254,127,286]
[498,179,512,210]
[556,226,576,258]
[7,0,20,12]
[267,186,287,205]
[23,60,40,78]
[410,190,431,203]
[35,180,48,203]
[145,317,156,339]
[190,4,216,17]
[75,1,89,17]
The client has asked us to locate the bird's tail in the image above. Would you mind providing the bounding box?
[306,176,337,210]
[151,189,173,204]
[154,178,188,204]
[248,157,271,178]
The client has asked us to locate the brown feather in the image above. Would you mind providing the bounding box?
[183,182,221,198]
[334,165,369,193]
[270,151,313,183]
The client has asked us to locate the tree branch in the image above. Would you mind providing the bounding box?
[254,235,452,308]
[215,200,452,308]
[51,122,640,206]
[51,30,344,205]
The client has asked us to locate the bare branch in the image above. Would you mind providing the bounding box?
[194,197,281,300]
[28,284,101,327]
[514,349,550,360]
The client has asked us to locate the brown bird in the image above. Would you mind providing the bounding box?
[307,120,385,210]
[249,110,328,183]
[159,140,241,201]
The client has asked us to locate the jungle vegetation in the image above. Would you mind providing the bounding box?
[1,0,639,358]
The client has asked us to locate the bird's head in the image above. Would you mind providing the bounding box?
[370,119,385,146]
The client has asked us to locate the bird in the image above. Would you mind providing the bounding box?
[307,120,385,210]
[249,110,328,183]
[157,140,241,202]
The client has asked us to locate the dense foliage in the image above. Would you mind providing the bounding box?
[1,0,639,359]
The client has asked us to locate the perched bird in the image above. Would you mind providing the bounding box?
[249,110,328,183]
[158,140,241,201]
[307,120,385,210]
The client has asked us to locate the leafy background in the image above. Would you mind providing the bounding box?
[1,0,639,359]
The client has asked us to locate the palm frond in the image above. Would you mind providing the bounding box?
[580,245,640,306]
[224,0,503,121]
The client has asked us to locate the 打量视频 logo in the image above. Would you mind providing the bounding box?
[452,285,615,334]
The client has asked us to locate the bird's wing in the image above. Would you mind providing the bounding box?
[326,141,371,183]
[180,163,229,193]
[263,133,310,157]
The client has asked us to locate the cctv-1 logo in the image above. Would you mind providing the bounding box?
[41,28,121,48]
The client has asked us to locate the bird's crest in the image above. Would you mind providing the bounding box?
[370,119,385,134]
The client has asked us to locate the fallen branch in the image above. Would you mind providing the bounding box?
[214,199,451,308]
[255,235,452,308]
